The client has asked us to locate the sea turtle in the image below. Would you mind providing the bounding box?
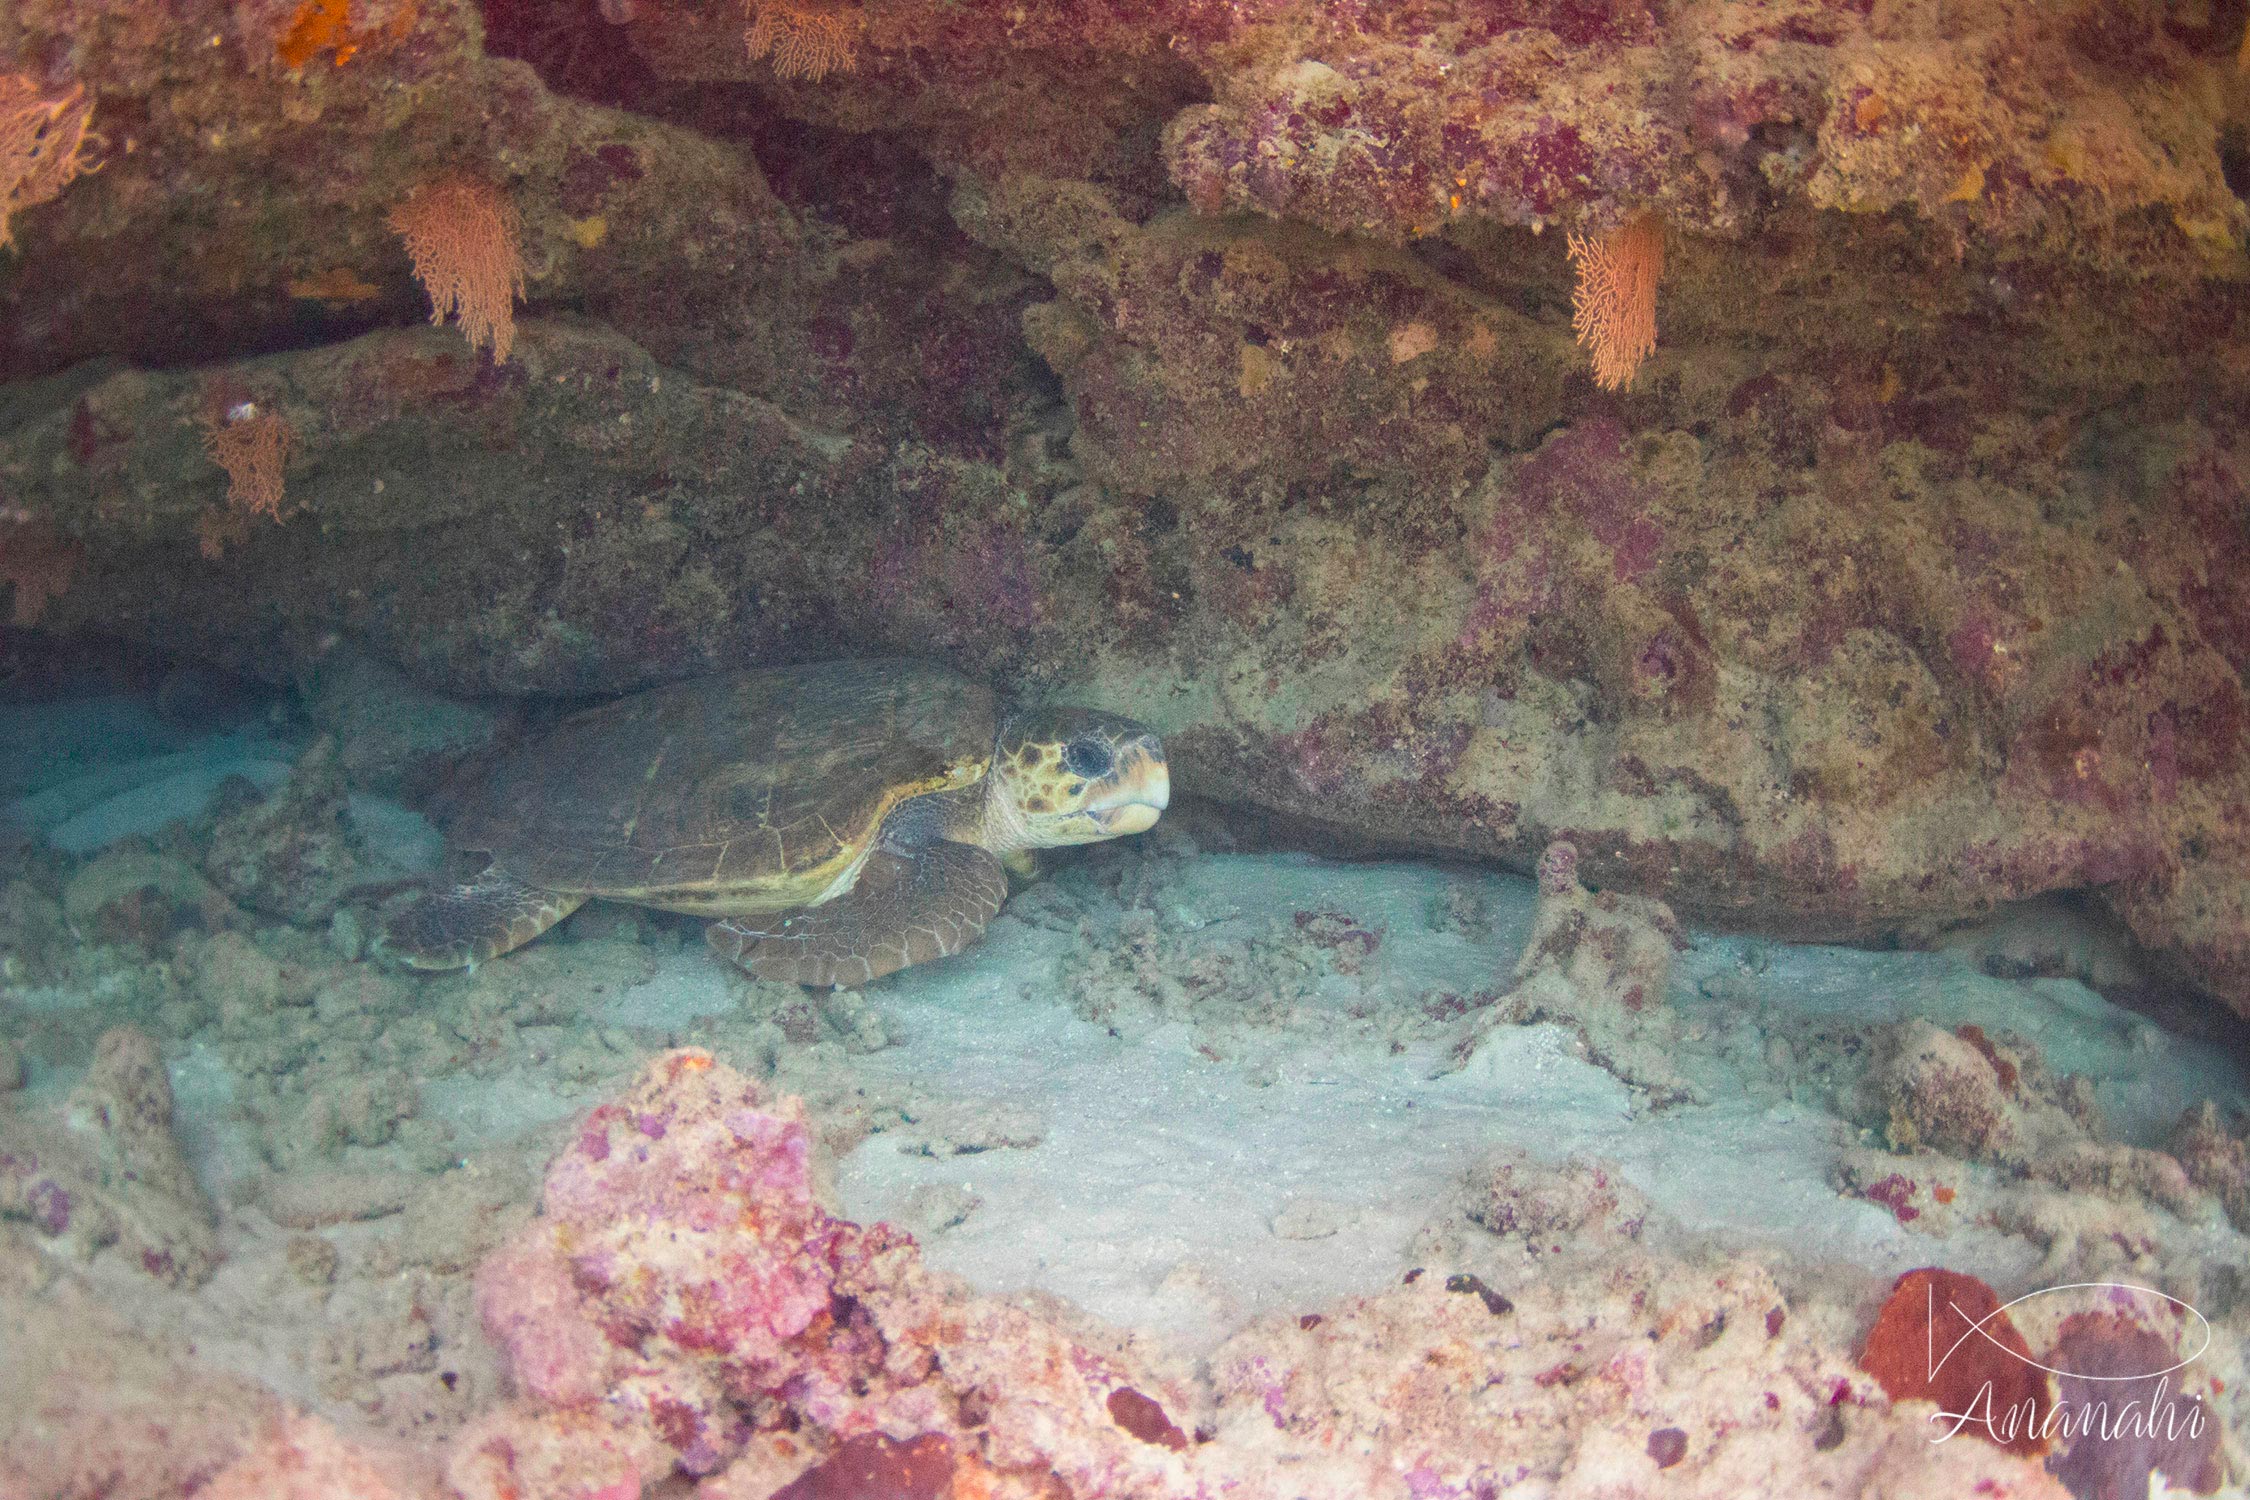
[381,659,1169,986]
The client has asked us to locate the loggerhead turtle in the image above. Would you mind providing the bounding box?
[381,659,1168,987]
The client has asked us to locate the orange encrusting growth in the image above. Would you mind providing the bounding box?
[389,177,527,363]
[287,266,382,303]
[1,76,97,249]
[1565,214,1663,391]
[1857,1267,2053,1458]
[275,0,417,69]
[743,2,861,81]
[278,0,357,68]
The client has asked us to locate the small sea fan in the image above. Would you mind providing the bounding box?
[1566,215,1663,391]
[743,2,860,81]
[389,176,526,363]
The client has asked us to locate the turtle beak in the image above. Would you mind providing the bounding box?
[1091,734,1168,835]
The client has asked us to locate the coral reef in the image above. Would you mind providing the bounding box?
[2,885,2241,1500]
[444,1048,2135,1499]
[1211,1248,2065,1498]
[0,1270,290,1499]
[1844,1016,2210,1229]
[9,310,2250,1021]
[2,0,2250,1479]
[1863,1018,2026,1161]
[1461,1147,1649,1246]
[2174,1101,2250,1231]
[198,1412,432,1500]
[61,847,244,951]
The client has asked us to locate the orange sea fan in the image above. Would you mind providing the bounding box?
[201,403,296,521]
[389,176,526,363]
[743,1,861,81]
[1,75,97,249]
[1566,214,1663,391]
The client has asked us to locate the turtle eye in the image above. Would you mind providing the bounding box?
[1062,738,1112,779]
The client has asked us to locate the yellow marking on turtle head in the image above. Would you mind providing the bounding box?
[992,705,1169,849]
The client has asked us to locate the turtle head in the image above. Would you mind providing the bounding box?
[990,708,1169,848]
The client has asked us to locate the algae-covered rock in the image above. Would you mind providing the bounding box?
[1437,838,1700,1106]
[3,0,2248,1027]
[304,651,501,797]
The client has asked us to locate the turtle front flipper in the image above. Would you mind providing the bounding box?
[708,842,1008,988]
[382,868,586,970]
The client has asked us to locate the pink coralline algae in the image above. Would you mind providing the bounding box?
[454,1049,1211,1500]
[1148,0,2241,263]
[469,1050,895,1474]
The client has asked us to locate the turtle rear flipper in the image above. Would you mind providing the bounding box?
[709,841,1007,988]
[382,868,586,970]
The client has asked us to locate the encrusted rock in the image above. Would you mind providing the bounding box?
[304,650,501,798]
[2172,1102,2250,1230]
[62,848,242,950]
[456,1049,1203,1498]
[0,1026,218,1284]
[205,736,361,926]
[1439,840,1699,1104]
[1865,1019,2019,1161]
[1464,1150,1648,1246]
